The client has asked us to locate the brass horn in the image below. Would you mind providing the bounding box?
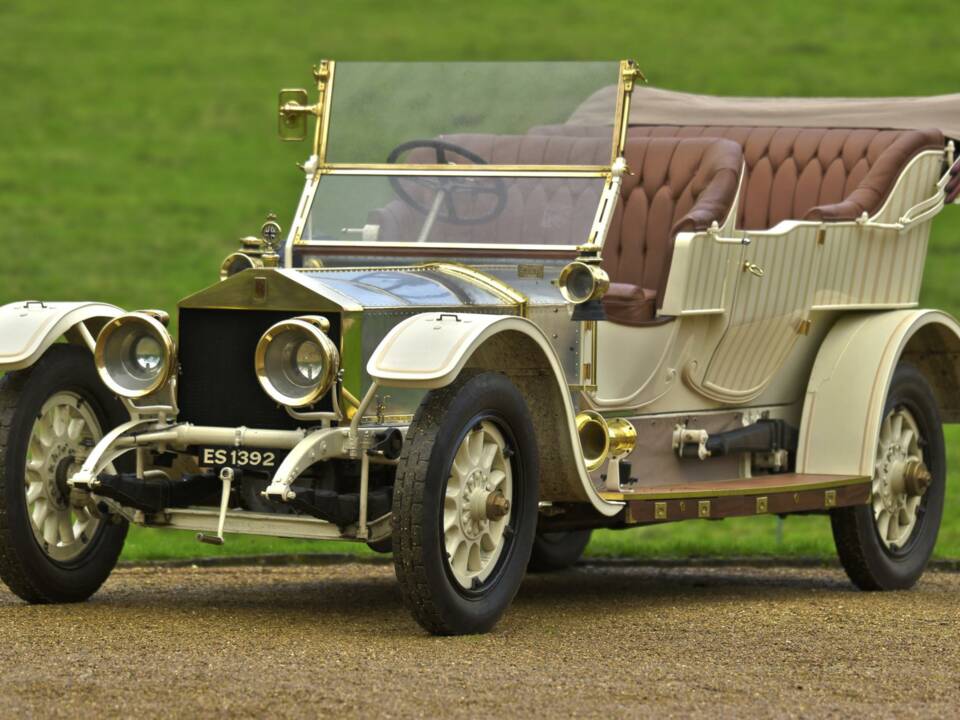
[575,412,637,472]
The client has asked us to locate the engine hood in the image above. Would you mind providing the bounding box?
[178,264,526,314]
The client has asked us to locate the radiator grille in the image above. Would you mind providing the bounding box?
[177,308,339,430]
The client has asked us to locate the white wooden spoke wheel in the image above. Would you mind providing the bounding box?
[443,420,512,589]
[25,391,103,562]
[872,407,931,552]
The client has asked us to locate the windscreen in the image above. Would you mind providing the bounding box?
[302,174,606,248]
[325,62,619,164]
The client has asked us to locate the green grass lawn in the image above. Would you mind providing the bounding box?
[1,0,959,562]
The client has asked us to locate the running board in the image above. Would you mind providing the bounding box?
[599,474,870,524]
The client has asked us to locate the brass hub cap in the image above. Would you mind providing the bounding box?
[873,407,927,551]
[443,421,513,589]
[25,392,103,561]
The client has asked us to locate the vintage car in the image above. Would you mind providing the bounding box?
[1,61,959,635]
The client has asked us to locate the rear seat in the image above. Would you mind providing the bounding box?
[533,124,944,228]
[374,124,944,326]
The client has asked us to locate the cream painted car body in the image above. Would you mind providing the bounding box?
[1,60,958,545]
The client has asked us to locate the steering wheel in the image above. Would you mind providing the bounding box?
[386,139,508,226]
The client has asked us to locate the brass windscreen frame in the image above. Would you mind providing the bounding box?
[611,59,643,163]
[291,60,640,252]
[314,59,336,161]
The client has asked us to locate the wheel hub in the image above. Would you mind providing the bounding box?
[443,421,514,589]
[461,471,491,540]
[872,408,927,551]
[51,455,77,509]
[24,392,103,561]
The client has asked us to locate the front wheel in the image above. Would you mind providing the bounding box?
[0,345,129,603]
[392,372,539,635]
[831,363,945,590]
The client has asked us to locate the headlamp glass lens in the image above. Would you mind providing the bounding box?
[132,335,163,374]
[294,340,325,382]
[567,266,595,302]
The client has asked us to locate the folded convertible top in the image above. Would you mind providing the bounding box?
[569,85,960,140]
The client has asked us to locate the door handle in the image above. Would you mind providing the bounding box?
[743,261,765,277]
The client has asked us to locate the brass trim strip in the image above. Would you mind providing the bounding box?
[295,239,583,252]
[601,474,870,501]
[319,164,610,177]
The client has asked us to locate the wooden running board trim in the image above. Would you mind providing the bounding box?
[600,473,869,501]
[606,474,872,525]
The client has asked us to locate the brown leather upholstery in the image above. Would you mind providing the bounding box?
[601,137,743,325]
[534,124,945,229]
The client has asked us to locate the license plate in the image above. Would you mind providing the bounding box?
[198,447,282,471]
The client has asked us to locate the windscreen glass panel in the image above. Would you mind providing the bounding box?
[325,62,619,165]
[303,174,606,247]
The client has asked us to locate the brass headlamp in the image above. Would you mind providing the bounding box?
[255,315,339,407]
[95,312,176,398]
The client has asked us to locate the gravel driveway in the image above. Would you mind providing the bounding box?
[0,560,956,718]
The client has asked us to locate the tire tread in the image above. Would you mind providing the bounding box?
[0,367,53,602]
[392,378,465,634]
[0,345,128,604]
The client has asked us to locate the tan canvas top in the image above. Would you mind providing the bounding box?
[568,86,960,139]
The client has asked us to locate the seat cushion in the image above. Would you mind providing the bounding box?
[601,283,657,325]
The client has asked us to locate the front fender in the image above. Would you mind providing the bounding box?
[0,301,123,371]
[368,312,623,517]
[368,313,540,388]
[797,309,960,477]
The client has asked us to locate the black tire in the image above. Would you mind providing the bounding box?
[0,344,129,603]
[392,371,538,635]
[528,530,592,572]
[367,536,393,554]
[831,363,945,591]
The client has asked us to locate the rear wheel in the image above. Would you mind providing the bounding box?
[831,363,944,590]
[0,345,129,603]
[392,372,538,635]
[528,530,592,572]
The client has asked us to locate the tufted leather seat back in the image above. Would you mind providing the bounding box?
[625,126,943,228]
[533,124,944,229]
[599,137,743,324]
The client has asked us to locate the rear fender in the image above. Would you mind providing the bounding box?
[797,309,960,476]
[367,312,622,517]
[0,301,123,371]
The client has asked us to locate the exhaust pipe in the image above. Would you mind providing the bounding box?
[576,412,637,471]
